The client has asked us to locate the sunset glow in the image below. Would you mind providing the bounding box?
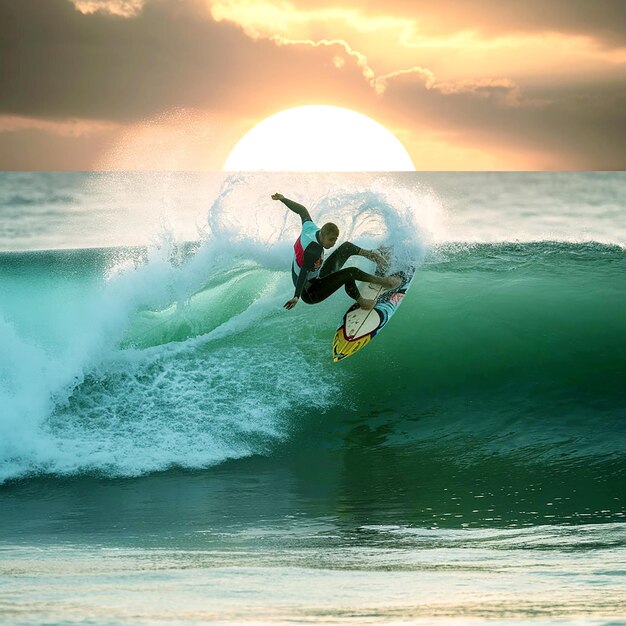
[1,0,624,170]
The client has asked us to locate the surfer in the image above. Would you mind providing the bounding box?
[272,193,401,310]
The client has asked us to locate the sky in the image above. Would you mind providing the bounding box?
[1,0,625,170]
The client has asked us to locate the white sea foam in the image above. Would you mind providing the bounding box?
[0,182,360,481]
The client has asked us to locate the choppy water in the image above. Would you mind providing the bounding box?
[0,172,625,625]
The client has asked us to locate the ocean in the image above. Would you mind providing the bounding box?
[0,172,625,625]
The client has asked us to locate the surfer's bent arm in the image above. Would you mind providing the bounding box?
[272,193,312,224]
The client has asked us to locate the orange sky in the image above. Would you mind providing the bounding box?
[0,0,625,170]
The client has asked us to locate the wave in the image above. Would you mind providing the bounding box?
[0,183,624,484]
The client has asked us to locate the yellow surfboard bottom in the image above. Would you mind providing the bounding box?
[332,328,373,362]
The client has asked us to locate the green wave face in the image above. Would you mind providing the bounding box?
[0,240,624,491]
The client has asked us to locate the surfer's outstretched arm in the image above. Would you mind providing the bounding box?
[272,193,312,225]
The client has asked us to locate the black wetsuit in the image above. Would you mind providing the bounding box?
[301,241,374,304]
[291,231,369,304]
[282,196,372,305]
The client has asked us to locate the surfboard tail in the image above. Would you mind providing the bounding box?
[332,328,373,362]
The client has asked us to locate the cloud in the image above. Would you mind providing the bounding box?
[379,69,626,169]
[216,11,523,107]
[374,69,522,109]
[256,0,626,48]
[0,122,120,170]
[206,0,626,106]
[271,36,375,82]
[209,0,624,168]
[0,115,118,137]
[70,0,146,17]
[424,0,626,48]
[1,0,624,169]
[0,0,371,122]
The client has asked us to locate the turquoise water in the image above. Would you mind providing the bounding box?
[0,173,625,624]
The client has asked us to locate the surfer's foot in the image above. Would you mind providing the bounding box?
[381,275,402,290]
[357,296,376,310]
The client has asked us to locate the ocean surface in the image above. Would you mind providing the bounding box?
[0,172,625,625]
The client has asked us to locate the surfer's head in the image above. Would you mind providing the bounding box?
[319,222,339,249]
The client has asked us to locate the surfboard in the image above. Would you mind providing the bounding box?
[332,267,414,362]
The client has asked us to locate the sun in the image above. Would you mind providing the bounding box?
[224,105,415,171]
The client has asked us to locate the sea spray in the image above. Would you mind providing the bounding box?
[205,173,436,268]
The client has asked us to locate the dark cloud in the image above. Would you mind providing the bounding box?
[0,0,370,121]
[381,71,626,169]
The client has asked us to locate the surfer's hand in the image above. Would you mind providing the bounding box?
[284,296,299,310]
[271,193,284,201]
[370,251,390,272]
